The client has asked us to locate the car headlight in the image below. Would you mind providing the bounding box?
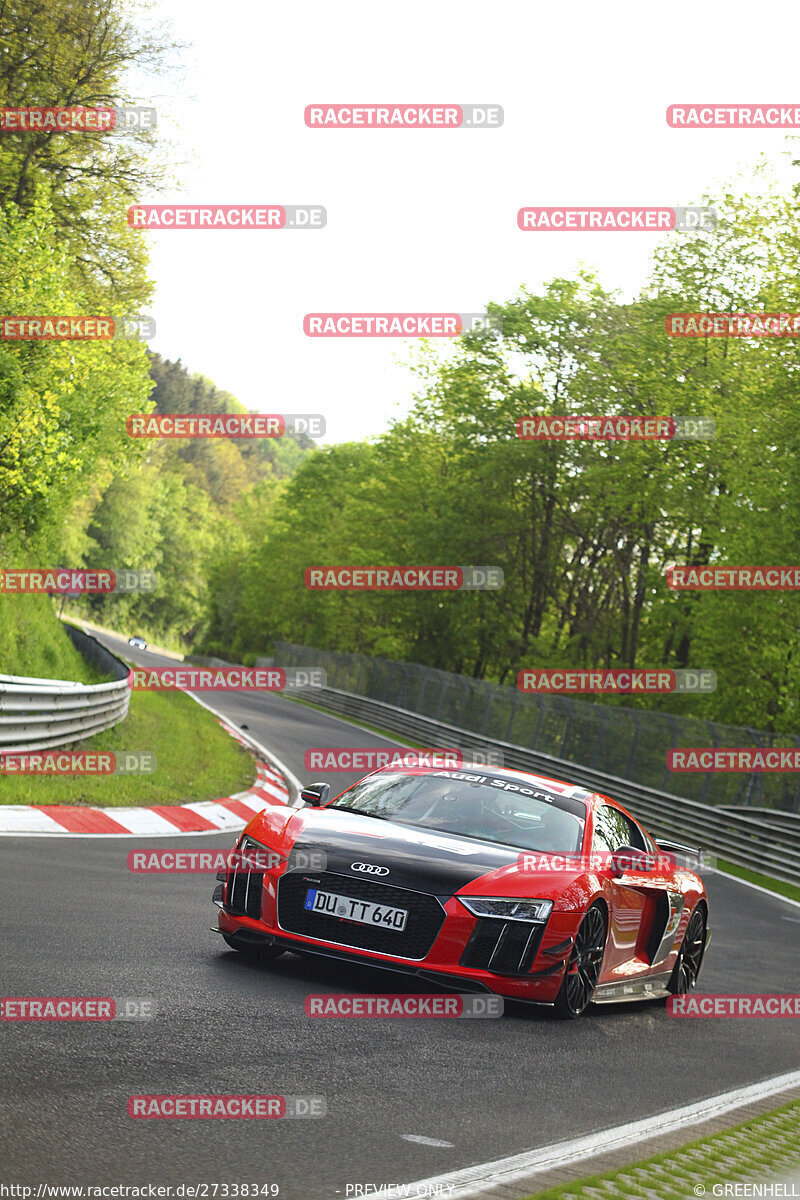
[458,897,553,922]
[239,835,270,853]
[232,834,282,871]
[217,835,276,882]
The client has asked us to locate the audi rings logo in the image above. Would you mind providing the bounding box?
[350,862,390,876]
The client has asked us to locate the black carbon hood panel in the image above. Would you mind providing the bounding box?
[285,808,520,897]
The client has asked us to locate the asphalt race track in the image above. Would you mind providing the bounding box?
[1,634,799,1198]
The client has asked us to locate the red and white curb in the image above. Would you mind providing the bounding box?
[0,720,295,837]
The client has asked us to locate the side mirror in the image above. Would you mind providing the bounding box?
[300,781,330,807]
[611,845,657,876]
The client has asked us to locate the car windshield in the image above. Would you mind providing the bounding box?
[331,770,585,853]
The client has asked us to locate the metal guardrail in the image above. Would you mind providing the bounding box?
[291,685,800,886]
[274,641,800,812]
[720,807,800,832]
[0,627,130,755]
[183,654,236,668]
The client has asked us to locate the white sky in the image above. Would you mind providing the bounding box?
[135,0,800,444]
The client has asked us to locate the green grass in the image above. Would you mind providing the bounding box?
[524,1100,800,1199]
[0,688,255,806]
[0,596,256,805]
[716,858,800,903]
[0,593,107,683]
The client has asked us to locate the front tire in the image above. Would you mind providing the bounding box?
[552,903,607,1019]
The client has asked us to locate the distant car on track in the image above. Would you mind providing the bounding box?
[213,764,710,1018]
[127,636,147,649]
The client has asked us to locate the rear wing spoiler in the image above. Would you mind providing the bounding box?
[655,838,712,872]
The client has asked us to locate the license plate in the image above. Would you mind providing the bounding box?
[304,887,408,932]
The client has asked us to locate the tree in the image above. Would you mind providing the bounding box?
[197,162,800,730]
[0,201,152,553]
[0,0,177,304]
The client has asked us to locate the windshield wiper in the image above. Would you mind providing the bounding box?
[332,806,392,820]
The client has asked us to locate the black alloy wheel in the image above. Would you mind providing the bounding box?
[553,904,607,1019]
[669,905,707,995]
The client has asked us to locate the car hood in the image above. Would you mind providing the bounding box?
[273,806,523,897]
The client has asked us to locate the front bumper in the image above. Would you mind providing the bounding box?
[215,864,576,1003]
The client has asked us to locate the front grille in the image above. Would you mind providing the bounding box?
[277,871,446,960]
[224,865,264,919]
[460,918,546,975]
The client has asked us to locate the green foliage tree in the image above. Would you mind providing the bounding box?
[0,201,152,554]
[72,355,318,645]
[0,0,172,675]
[199,165,800,731]
[0,0,176,303]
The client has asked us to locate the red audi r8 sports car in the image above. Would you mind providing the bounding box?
[213,764,710,1018]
